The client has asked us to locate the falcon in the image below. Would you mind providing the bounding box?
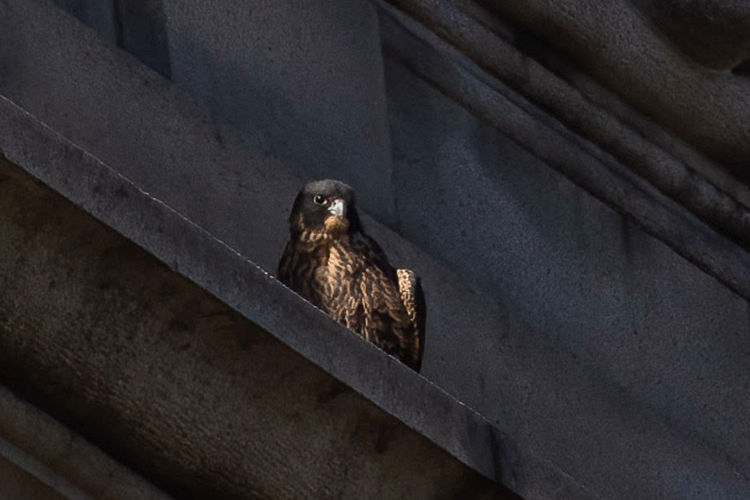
[278,180,425,371]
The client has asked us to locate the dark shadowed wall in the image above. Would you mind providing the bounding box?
[2,0,750,498]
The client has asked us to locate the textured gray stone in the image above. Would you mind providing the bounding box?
[0,454,69,500]
[379,0,750,259]
[0,386,172,500]
[0,153,512,499]
[632,0,750,70]
[49,0,116,44]
[2,0,749,499]
[381,14,750,499]
[479,0,750,176]
[0,77,586,496]
[50,0,170,77]
[116,0,171,78]
[0,0,297,272]
[161,0,397,224]
[379,3,750,307]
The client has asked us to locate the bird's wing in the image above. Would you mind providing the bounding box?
[396,269,426,371]
[277,240,293,285]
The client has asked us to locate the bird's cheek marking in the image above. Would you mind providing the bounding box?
[324,216,349,234]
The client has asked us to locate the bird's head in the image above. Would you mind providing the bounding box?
[289,179,361,238]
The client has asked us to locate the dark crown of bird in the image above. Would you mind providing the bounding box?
[289,179,362,238]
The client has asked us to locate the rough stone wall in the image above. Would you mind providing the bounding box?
[483,0,750,177]
[382,19,750,499]
[51,0,397,223]
[0,155,506,500]
[1,0,749,499]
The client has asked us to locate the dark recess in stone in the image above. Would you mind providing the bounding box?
[732,59,750,77]
[113,0,171,79]
[52,0,171,78]
[50,0,117,43]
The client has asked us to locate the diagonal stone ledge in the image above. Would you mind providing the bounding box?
[378,0,750,248]
[3,1,748,498]
[0,110,514,498]
[0,2,591,493]
[0,384,173,500]
[478,0,750,174]
[377,0,750,304]
[0,93,592,498]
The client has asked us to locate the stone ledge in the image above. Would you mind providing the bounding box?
[480,0,750,175]
[3,1,747,498]
[0,96,550,498]
[0,385,172,500]
[378,0,750,303]
[0,2,592,493]
[0,144,510,497]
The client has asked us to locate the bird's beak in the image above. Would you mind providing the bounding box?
[328,198,346,218]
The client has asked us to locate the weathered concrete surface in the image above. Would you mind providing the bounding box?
[0,154,513,499]
[161,0,396,224]
[379,0,750,258]
[381,14,750,500]
[2,1,750,499]
[479,0,750,177]
[0,0,299,272]
[0,385,172,500]
[116,0,172,78]
[0,86,588,498]
[632,0,750,71]
[49,0,117,44]
[0,454,69,500]
[378,4,750,307]
[39,0,398,224]
[51,0,171,77]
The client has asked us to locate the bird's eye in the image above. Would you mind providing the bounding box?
[313,195,326,205]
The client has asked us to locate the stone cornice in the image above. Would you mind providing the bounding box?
[378,0,750,303]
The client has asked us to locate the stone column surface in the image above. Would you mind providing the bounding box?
[161,0,397,223]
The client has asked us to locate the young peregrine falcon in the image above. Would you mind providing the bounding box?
[278,180,425,372]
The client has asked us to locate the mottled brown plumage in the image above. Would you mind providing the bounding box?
[278,180,425,371]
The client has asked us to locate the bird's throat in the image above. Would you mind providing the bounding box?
[324,215,349,235]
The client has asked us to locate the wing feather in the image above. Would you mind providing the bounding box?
[396,269,426,371]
